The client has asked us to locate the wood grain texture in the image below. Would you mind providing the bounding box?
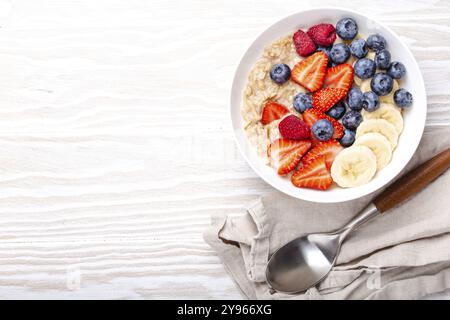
[0,0,448,299]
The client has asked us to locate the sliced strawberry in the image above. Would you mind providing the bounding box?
[291,156,333,190]
[302,108,321,127]
[291,51,328,92]
[268,139,312,175]
[323,64,354,92]
[302,109,344,139]
[261,101,289,125]
[301,140,343,170]
[312,87,347,113]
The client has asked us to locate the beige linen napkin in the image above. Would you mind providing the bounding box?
[204,127,450,299]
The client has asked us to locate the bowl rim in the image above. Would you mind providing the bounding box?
[230,6,426,203]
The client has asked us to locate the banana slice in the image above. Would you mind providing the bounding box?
[361,103,404,134]
[331,145,377,188]
[379,79,399,104]
[354,132,392,170]
[360,78,371,93]
[356,119,399,149]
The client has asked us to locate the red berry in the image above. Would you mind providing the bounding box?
[293,30,316,57]
[261,101,289,125]
[291,51,328,92]
[278,115,311,140]
[268,139,312,175]
[307,24,337,47]
[312,88,347,113]
[323,64,354,92]
[301,140,343,170]
[291,155,333,190]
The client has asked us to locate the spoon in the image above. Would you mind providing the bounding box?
[266,148,450,294]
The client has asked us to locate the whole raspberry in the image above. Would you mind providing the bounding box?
[293,30,316,57]
[307,24,336,47]
[278,115,311,140]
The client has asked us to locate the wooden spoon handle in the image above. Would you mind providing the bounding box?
[373,148,450,213]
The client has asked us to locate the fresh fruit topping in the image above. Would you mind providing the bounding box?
[312,119,334,141]
[354,58,376,79]
[268,139,312,175]
[339,129,356,147]
[329,43,351,64]
[330,145,377,188]
[302,140,343,169]
[312,87,347,112]
[270,63,291,84]
[387,61,406,79]
[355,119,399,149]
[370,73,393,96]
[378,79,399,105]
[316,46,333,66]
[302,108,321,126]
[261,101,289,125]
[366,34,387,52]
[303,109,344,139]
[342,110,363,131]
[293,30,316,57]
[335,18,358,40]
[361,91,380,112]
[350,39,368,59]
[323,64,354,92]
[361,103,404,133]
[374,49,391,70]
[291,156,333,190]
[307,23,336,47]
[291,51,328,92]
[326,101,346,119]
[354,132,393,170]
[293,93,313,113]
[394,89,413,108]
[278,115,311,140]
[347,87,363,110]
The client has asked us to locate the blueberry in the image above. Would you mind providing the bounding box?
[326,101,346,120]
[347,87,363,110]
[387,61,406,79]
[329,43,351,64]
[393,88,413,108]
[339,129,356,147]
[270,63,291,84]
[371,73,394,96]
[293,93,312,113]
[336,18,358,40]
[350,39,368,59]
[354,58,376,79]
[366,34,387,52]
[361,91,380,112]
[342,110,363,130]
[374,49,391,70]
[316,46,333,66]
[312,119,334,141]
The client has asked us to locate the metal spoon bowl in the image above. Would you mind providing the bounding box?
[266,148,450,294]
[266,204,378,293]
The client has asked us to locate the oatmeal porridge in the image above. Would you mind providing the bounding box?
[240,18,413,190]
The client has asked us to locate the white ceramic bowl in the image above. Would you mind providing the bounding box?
[230,7,426,203]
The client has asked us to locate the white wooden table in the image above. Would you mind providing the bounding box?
[0,0,449,299]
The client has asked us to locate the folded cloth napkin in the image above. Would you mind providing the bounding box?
[204,127,450,299]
